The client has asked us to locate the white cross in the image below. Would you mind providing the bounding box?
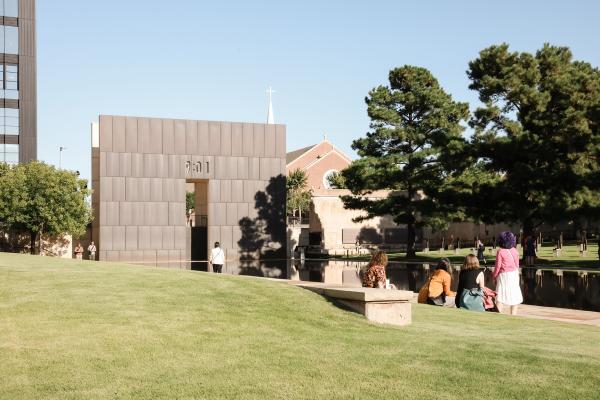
[266,86,276,124]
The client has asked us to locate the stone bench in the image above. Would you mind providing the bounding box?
[294,283,412,326]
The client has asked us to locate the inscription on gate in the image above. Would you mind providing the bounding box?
[185,161,210,177]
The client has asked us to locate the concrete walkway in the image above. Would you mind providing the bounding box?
[516,304,600,327]
[410,292,600,327]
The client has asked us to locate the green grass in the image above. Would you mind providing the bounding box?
[344,244,600,268]
[1,253,600,400]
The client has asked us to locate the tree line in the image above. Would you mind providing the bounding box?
[339,44,600,256]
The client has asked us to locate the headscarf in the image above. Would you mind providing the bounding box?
[498,231,516,249]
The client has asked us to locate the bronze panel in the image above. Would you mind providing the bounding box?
[19,0,36,20]
[2,17,18,26]
[95,115,287,265]
[4,99,18,109]
[18,21,36,58]
[1,134,19,144]
[17,0,37,162]
[1,54,19,64]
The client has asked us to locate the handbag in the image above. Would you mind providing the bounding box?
[482,286,498,311]
[459,288,485,311]
[417,275,433,304]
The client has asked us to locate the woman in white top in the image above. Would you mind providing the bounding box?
[209,242,225,273]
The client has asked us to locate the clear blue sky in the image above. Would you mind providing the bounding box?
[38,0,600,182]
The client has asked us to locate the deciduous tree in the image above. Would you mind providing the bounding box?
[0,162,92,254]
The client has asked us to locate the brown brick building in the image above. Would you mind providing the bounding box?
[286,139,352,189]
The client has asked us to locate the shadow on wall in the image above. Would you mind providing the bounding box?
[238,175,288,276]
[358,227,383,246]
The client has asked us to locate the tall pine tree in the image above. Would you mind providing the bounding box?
[341,66,469,256]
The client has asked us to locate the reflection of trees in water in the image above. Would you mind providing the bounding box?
[585,276,600,309]
[388,264,600,312]
[238,260,287,277]
[519,269,600,311]
[522,268,538,304]
[238,175,287,276]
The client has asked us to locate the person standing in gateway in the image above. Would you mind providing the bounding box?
[209,242,225,273]
[74,243,84,260]
[87,241,97,261]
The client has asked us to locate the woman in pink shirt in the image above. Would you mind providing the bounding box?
[493,231,523,315]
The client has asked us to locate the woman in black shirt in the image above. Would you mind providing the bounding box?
[455,254,485,311]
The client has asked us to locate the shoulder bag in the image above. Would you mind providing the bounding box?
[417,274,433,304]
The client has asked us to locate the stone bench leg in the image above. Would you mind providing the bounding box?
[335,299,412,326]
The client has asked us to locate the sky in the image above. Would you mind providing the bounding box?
[38,0,600,182]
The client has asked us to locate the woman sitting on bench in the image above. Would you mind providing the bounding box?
[362,251,389,289]
[426,258,456,306]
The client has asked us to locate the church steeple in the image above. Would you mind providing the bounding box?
[266,86,275,124]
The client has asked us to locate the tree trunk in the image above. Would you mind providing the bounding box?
[29,231,36,255]
[406,222,416,258]
[523,219,534,237]
[406,185,417,258]
[559,232,563,249]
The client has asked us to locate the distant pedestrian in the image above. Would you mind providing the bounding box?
[456,254,485,312]
[362,251,388,289]
[87,241,97,261]
[493,231,523,315]
[74,242,84,260]
[209,242,225,273]
[523,235,536,267]
[476,240,486,265]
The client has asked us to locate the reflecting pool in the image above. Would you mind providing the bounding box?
[178,259,600,312]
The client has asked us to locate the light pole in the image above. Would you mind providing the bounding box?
[59,146,67,169]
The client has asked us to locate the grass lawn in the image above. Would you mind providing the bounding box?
[2,253,600,400]
[344,244,600,269]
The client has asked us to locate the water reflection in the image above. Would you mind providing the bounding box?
[164,259,600,312]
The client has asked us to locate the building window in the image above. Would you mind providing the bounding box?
[0,64,18,99]
[0,107,19,134]
[0,0,19,18]
[0,26,18,55]
[0,143,18,164]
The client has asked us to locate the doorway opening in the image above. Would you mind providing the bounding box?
[187,180,208,270]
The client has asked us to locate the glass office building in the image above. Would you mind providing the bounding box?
[0,0,36,164]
